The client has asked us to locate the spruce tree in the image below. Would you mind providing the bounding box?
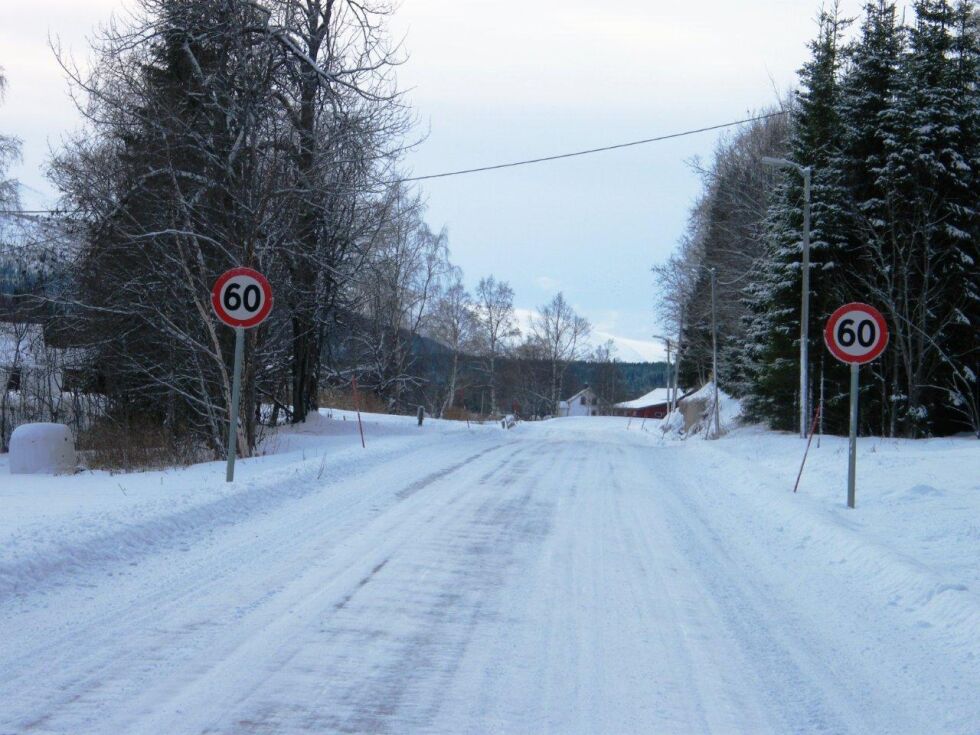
[943,0,980,435]
[874,0,977,435]
[827,1,906,435]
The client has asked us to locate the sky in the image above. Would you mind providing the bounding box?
[1,0,871,361]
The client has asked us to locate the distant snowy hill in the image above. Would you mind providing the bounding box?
[513,308,664,364]
[591,331,665,363]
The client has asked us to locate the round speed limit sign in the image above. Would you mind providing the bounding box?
[824,302,888,364]
[211,267,273,329]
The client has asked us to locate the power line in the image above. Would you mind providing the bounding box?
[397,111,788,183]
[0,210,67,216]
[0,110,788,214]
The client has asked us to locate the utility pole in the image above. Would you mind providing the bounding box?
[762,157,812,438]
[652,334,674,413]
[674,305,684,411]
[801,165,812,440]
[710,267,720,438]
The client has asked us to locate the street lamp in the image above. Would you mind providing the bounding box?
[762,156,812,439]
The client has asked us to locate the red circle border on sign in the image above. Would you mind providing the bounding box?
[823,302,889,365]
[211,266,274,329]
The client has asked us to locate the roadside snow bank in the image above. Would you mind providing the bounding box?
[0,410,501,597]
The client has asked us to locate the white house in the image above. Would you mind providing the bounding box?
[557,386,602,417]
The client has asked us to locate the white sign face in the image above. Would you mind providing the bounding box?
[824,302,889,365]
[211,267,273,329]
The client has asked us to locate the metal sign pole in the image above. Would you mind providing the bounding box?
[226,326,245,482]
[847,361,858,508]
[824,302,888,510]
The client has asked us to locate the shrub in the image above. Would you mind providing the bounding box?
[318,387,388,415]
[77,415,208,472]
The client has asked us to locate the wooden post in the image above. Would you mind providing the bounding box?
[352,376,366,449]
[793,405,822,493]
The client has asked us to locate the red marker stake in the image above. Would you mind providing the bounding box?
[351,376,366,449]
[793,405,822,493]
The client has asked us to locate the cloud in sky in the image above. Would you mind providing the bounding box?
[535,275,560,293]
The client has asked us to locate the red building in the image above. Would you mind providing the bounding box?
[613,388,675,419]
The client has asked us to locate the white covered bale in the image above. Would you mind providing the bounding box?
[10,423,77,475]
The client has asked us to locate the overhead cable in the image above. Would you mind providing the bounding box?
[396,111,788,182]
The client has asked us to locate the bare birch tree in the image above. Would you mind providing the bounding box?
[429,266,476,416]
[531,292,591,413]
[351,186,448,408]
[0,67,21,215]
[473,275,519,415]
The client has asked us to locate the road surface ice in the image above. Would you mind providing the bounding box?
[1,414,978,734]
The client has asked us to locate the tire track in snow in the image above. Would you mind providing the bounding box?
[0,437,485,600]
[0,438,516,734]
[204,442,552,734]
[117,440,537,734]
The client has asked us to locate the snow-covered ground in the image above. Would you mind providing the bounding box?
[1,413,978,734]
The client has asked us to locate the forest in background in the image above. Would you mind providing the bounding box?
[655,0,978,438]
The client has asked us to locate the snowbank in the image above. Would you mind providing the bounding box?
[687,427,980,644]
[0,409,504,597]
[660,382,742,438]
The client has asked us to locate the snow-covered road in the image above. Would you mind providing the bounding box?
[2,417,978,734]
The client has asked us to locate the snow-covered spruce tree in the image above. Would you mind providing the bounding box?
[867,0,979,436]
[940,0,980,439]
[942,0,979,436]
[742,5,850,431]
[823,0,907,436]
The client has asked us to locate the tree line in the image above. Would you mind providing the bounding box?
[655,0,978,438]
[0,2,663,455]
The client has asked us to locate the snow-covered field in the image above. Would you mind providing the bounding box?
[1,412,978,734]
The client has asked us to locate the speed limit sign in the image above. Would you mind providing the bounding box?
[824,302,888,364]
[824,302,889,509]
[211,267,273,483]
[211,267,273,329]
